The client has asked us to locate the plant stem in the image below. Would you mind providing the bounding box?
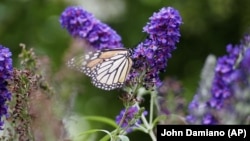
[135,103,156,141]
[149,90,156,125]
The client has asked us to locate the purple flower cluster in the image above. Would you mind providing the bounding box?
[209,45,241,109]
[60,6,123,50]
[0,45,12,129]
[186,34,250,125]
[187,45,242,125]
[129,7,182,88]
[115,106,147,132]
[186,94,218,124]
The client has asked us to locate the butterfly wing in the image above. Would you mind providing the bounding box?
[67,50,101,77]
[91,49,133,90]
[68,49,133,90]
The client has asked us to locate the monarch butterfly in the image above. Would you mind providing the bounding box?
[68,48,133,90]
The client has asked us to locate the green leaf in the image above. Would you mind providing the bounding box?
[84,116,118,128]
[99,133,111,141]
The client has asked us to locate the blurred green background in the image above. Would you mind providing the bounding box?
[1,0,250,140]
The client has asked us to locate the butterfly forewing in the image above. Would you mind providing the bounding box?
[68,48,133,90]
[67,55,90,75]
[67,51,101,77]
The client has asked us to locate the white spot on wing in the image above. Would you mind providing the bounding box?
[85,55,90,59]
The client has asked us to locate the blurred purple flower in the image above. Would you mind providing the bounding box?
[187,45,242,125]
[115,106,147,133]
[129,7,182,88]
[157,77,185,116]
[186,96,218,125]
[202,113,217,124]
[60,6,123,50]
[209,45,241,109]
[0,45,12,130]
[187,34,250,125]
[240,48,250,73]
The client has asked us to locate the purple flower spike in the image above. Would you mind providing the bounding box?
[186,34,250,125]
[209,45,241,109]
[143,7,182,47]
[129,7,182,88]
[0,45,12,130]
[60,6,123,50]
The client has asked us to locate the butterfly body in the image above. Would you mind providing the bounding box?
[68,48,133,90]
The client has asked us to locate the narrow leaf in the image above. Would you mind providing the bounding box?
[84,116,118,128]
